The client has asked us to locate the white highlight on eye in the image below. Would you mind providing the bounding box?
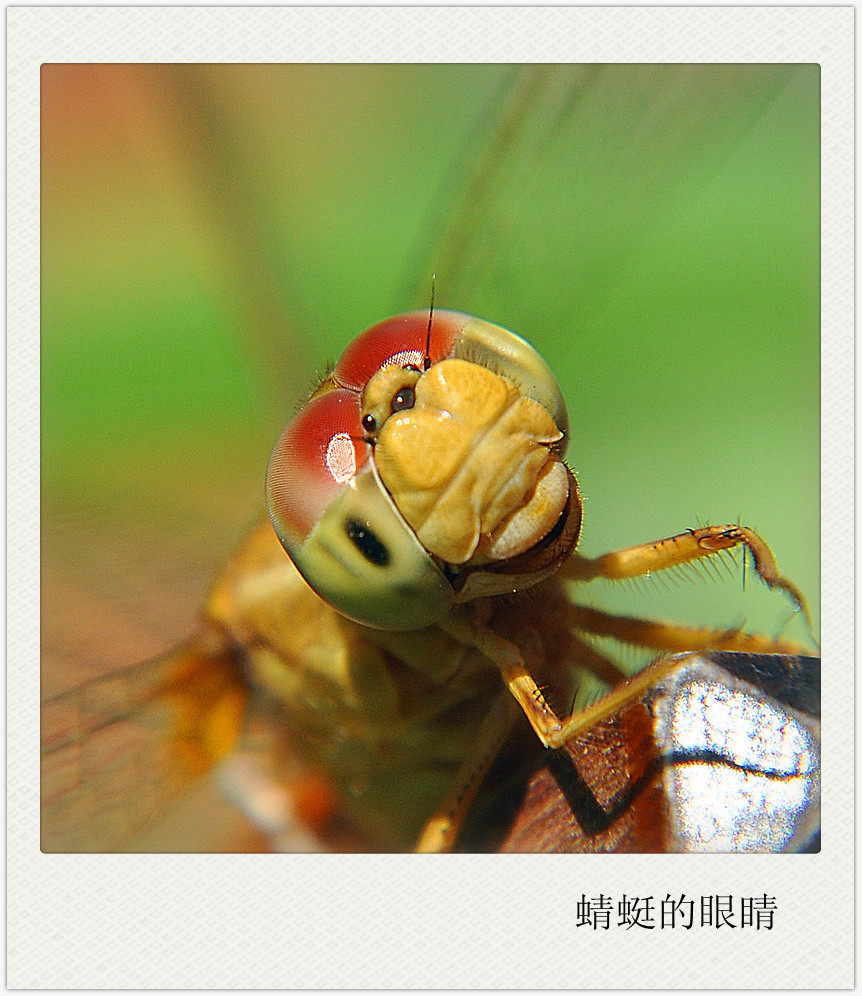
[384,349,424,368]
[325,432,357,484]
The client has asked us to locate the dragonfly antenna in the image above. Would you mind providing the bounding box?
[424,274,436,370]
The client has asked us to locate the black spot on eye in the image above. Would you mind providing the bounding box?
[391,385,415,414]
[361,413,377,433]
[345,518,390,566]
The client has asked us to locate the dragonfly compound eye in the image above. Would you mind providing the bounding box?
[266,310,581,631]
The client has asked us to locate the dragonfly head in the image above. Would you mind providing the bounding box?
[266,311,581,630]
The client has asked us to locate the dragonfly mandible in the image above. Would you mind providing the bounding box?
[41,64,820,852]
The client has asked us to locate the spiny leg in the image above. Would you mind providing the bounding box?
[541,596,815,745]
[564,524,811,628]
[439,611,571,749]
[439,596,814,753]
[542,601,813,747]
[568,604,812,657]
[415,691,518,853]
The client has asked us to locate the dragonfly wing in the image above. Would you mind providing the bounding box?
[41,636,249,852]
[414,64,801,316]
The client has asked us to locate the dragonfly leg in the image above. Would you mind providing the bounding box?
[439,610,572,749]
[542,603,813,747]
[565,524,811,627]
[439,596,813,753]
[568,604,812,657]
[415,691,518,853]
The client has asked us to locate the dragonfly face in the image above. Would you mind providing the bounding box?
[41,65,820,853]
[265,310,579,630]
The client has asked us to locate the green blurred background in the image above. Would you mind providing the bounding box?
[42,64,819,697]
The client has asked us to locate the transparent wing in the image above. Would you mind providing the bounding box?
[41,633,255,852]
[412,65,799,311]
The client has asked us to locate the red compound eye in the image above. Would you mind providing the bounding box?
[266,388,369,547]
[333,310,467,391]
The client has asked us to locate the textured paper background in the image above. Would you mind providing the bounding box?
[11,6,853,989]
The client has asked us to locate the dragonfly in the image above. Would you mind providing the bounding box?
[41,64,820,853]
